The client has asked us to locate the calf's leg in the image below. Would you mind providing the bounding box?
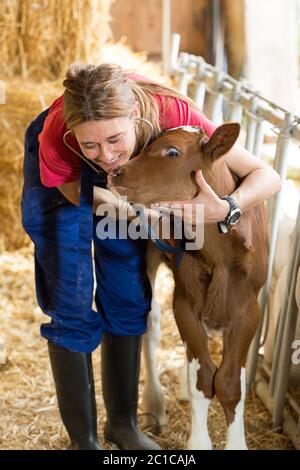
[179,356,190,401]
[142,244,167,427]
[173,293,216,450]
[214,296,260,450]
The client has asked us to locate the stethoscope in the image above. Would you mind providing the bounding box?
[63,129,106,176]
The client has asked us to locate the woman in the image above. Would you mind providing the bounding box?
[21,63,281,450]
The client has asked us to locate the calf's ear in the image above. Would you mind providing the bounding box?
[202,123,240,162]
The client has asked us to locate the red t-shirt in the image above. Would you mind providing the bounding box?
[38,75,216,188]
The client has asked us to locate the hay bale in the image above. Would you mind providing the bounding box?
[0,78,63,251]
[0,0,113,80]
[0,338,6,364]
[0,1,20,78]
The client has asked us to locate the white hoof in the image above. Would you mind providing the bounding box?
[225,440,248,450]
[187,434,212,450]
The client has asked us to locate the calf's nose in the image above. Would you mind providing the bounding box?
[107,166,124,188]
[111,166,124,177]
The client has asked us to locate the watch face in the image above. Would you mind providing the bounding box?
[229,211,241,225]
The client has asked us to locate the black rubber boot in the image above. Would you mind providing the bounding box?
[101,334,161,450]
[48,341,101,450]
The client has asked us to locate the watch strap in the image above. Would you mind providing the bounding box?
[217,221,229,234]
[217,195,241,233]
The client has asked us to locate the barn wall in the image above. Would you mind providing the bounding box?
[110,0,212,61]
[245,0,299,113]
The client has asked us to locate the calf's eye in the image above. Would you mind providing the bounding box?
[165,147,181,158]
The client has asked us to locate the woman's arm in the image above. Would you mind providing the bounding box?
[57,180,135,217]
[57,180,81,207]
[223,143,281,213]
[155,144,281,225]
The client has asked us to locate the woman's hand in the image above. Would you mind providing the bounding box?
[153,170,230,225]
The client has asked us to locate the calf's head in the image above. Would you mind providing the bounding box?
[107,123,240,207]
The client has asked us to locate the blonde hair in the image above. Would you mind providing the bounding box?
[63,63,200,155]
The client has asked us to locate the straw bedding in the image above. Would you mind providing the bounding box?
[0,248,295,450]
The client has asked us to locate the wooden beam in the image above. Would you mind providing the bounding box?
[221,0,246,77]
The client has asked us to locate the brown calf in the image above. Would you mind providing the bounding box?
[107,124,268,449]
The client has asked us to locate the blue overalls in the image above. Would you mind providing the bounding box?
[21,109,152,353]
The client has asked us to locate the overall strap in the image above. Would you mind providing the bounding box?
[76,161,95,302]
[133,204,185,268]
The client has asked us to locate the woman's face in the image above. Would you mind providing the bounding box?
[73,102,140,174]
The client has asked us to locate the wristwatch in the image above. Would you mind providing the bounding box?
[217,195,242,234]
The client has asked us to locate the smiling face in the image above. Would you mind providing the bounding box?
[73,101,140,174]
